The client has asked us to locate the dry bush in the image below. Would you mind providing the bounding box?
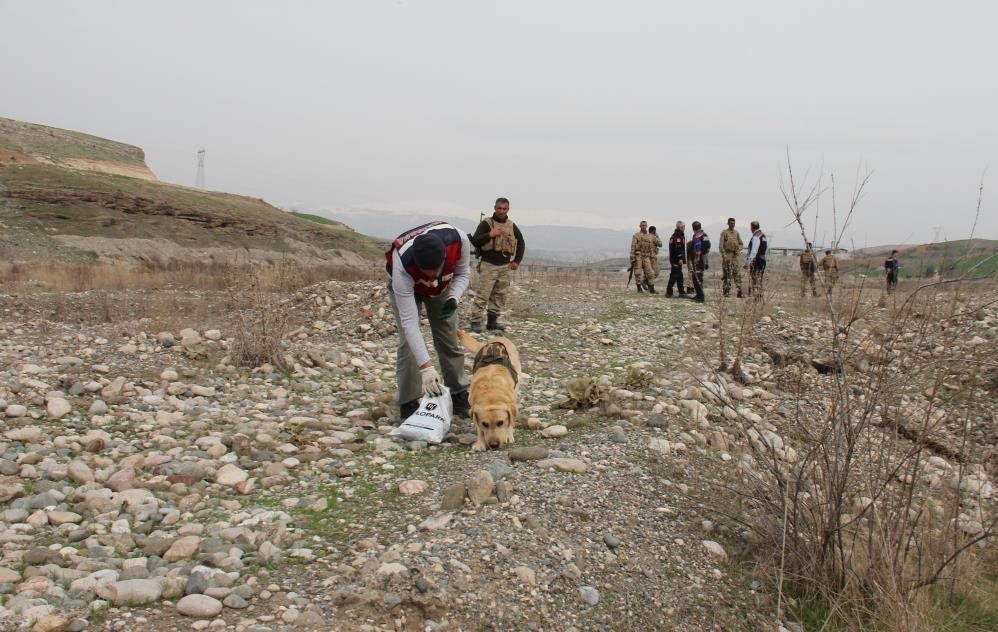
[556,375,612,409]
[227,260,299,371]
[708,159,996,630]
[0,258,379,293]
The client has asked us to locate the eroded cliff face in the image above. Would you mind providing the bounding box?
[0,117,157,181]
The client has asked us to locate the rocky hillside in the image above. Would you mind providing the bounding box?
[0,117,383,268]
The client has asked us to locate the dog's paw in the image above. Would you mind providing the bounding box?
[471,441,486,452]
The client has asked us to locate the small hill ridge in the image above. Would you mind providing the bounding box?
[0,117,383,268]
[0,116,156,180]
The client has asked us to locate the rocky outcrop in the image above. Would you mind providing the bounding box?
[0,116,156,180]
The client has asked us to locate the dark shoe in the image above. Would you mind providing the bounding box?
[693,296,705,303]
[451,390,470,417]
[647,284,657,294]
[737,291,744,298]
[636,284,644,293]
[486,312,506,331]
[665,292,674,298]
[470,321,484,333]
[399,399,419,423]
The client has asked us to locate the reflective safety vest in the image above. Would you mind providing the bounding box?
[385,222,463,297]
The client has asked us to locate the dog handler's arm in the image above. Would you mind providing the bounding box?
[390,250,433,369]
[446,232,472,302]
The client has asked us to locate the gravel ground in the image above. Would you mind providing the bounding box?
[0,275,993,631]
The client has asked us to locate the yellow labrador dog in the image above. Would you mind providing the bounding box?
[457,330,521,451]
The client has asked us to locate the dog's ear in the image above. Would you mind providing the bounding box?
[508,404,518,426]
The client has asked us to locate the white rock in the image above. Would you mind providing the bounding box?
[216,464,248,486]
[513,565,536,585]
[5,404,27,418]
[4,426,42,442]
[176,594,223,618]
[398,480,428,495]
[111,579,162,605]
[163,536,201,561]
[541,424,568,438]
[45,397,73,419]
[376,562,408,576]
[418,512,454,530]
[535,458,587,473]
[702,540,727,561]
[647,438,672,455]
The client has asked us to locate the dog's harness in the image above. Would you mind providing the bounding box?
[472,342,518,385]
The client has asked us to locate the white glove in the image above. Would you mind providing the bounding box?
[420,366,443,396]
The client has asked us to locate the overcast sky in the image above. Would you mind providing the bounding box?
[2,0,995,247]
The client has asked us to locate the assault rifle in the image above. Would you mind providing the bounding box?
[626,263,634,287]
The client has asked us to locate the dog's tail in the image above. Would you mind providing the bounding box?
[456,329,483,353]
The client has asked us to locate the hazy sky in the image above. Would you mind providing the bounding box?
[2,0,996,246]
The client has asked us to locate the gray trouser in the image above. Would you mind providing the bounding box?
[388,283,468,406]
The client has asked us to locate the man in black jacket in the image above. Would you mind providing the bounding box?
[468,197,526,331]
[665,221,687,297]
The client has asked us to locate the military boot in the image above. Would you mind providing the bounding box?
[637,284,644,293]
[486,312,505,331]
[399,399,420,424]
[470,321,484,333]
[647,283,657,294]
[451,390,470,418]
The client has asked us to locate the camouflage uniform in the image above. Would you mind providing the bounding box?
[630,230,658,291]
[649,229,662,278]
[820,253,838,290]
[719,227,744,297]
[799,249,818,297]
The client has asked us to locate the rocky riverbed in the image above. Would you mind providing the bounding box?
[0,277,994,631]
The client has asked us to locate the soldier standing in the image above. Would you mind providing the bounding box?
[630,220,658,293]
[884,250,900,292]
[746,220,767,298]
[719,217,745,298]
[469,197,525,332]
[799,242,818,297]
[665,221,687,297]
[685,221,710,303]
[647,226,662,287]
[820,249,839,291]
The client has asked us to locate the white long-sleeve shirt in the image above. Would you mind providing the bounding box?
[390,232,471,367]
[747,231,762,263]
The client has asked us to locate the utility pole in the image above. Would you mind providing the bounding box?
[195,148,205,190]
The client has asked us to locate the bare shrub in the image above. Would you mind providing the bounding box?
[228,260,299,371]
[706,157,996,630]
[0,259,378,292]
